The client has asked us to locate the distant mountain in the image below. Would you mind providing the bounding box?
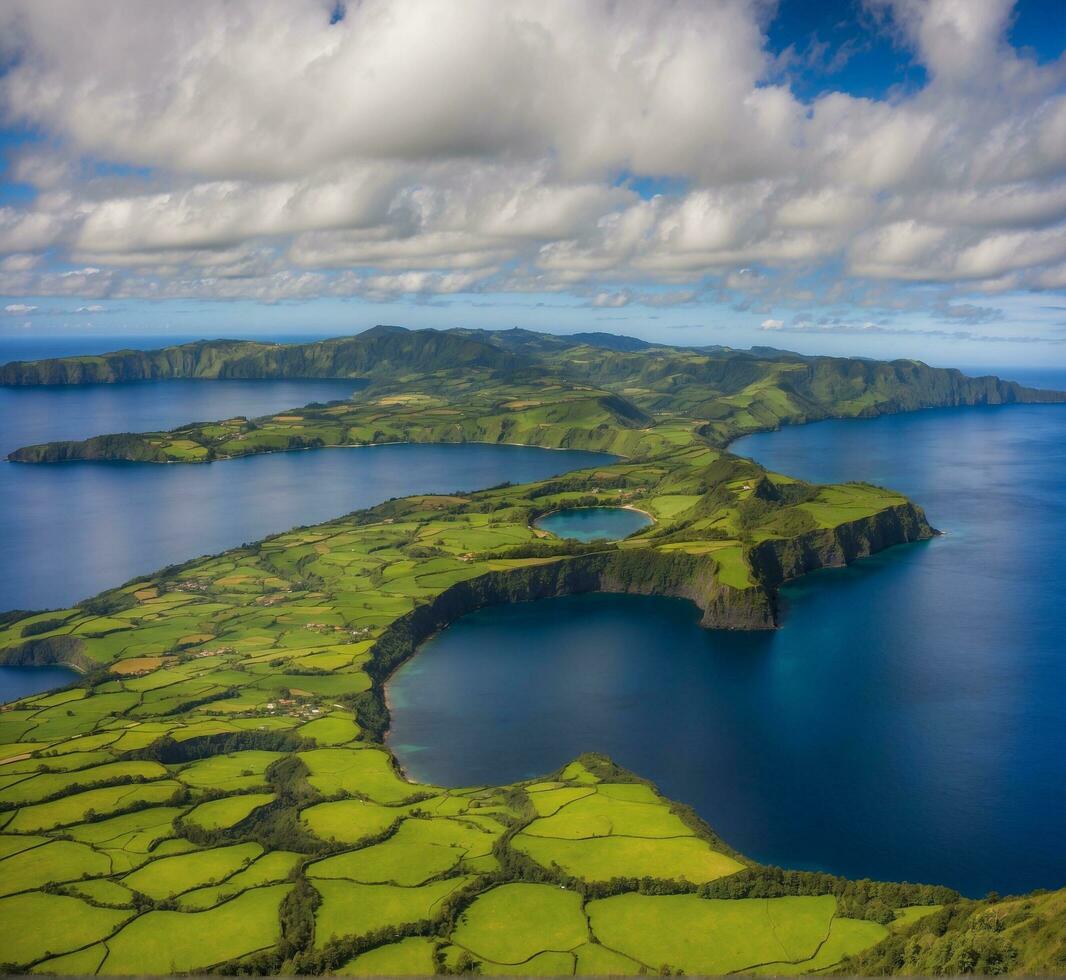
[3,326,1064,440]
[561,331,654,352]
[0,325,515,385]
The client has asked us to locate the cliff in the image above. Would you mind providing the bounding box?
[360,505,929,739]
[0,326,514,386]
[747,501,937,591]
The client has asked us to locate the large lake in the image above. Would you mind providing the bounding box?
[389,399,1066,897]
[0,378,613,613]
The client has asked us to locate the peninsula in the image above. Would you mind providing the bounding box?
[0,327,1063,975]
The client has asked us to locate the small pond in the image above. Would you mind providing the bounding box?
[534,506,652,542]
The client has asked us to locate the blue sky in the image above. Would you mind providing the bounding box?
[1,0,1065,366]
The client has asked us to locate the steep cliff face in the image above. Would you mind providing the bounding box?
[363,506,930,736]
[0,634,93,672]
[9,434,166,463]
[0,327,515,385]
[367,550,774,693]
[747,502,936,591]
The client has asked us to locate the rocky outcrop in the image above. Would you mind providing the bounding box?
[365,504,929,735]
[0,327,514,386]
[747,501,936,591]
[9,434,165,463]
[367,550,773,690]
[0,634,93,673]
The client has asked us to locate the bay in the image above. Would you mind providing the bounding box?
[388,399,1066,897]
[0,376,612,612]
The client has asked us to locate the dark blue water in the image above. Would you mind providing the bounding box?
[0,378,612,612]
[535,506,652,541]
[389,401,1066,897]
[0,666,80,703]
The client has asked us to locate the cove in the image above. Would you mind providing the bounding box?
[388,400,1066,898]
[0,442,614,613]
[0,375,614,611]
[0,665,80,703]
[535,506,652,541]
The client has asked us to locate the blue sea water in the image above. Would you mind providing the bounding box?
[535,506,652,541]
[0,376,613,614]
[0,666,81,702]
[388,398,1066,897]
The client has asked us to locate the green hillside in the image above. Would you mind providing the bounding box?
[6,327,1062,464]
[1,327,1064,974]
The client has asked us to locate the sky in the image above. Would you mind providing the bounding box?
[0,0,1065,367]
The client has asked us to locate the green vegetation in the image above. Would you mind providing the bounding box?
[8,325,1062,464]
[451,883,588,965]
[1,326,1062,974]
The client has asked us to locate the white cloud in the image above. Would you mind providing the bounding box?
[0,0,1063,322]
[4,303,37,314]
[760,318,785,330]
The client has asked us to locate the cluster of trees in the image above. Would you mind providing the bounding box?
[698,866,958,924]
[842,901,1029,975]
[128,729,309,764]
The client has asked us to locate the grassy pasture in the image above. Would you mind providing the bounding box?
[177,750,281,790]
[300,798,399,844]
[300,747,423,803]
[183,792,274,830]
[573,941,644,975]
[452,883,588,965]
[0,891,131,966]
[334,936,438,975]
[4,779,182,832]
[0,838,111,896]
[297,712,360,745]
[307,816,497,886]
[513,832,743,884]
[521,786,694,839]
[313,877,473,947]
[122,841,262,899]
[100,883,290,974]
[586,893,840,974]
[0,759,167,805]
[177,850,300,911]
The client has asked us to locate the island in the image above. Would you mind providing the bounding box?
[0,327,1063,975]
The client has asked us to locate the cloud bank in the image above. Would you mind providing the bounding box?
[0,0,1064,326]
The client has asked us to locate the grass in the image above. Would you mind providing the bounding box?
[574,942,644,975]
[314,877,473,947]
[0,839,112,896]
[307,817,497,886]
[299,798,399,843]
[5,780,183,832]
[183,792,274,830]
[297,712,360,745]
[100,883,290,973]
[299,747,423,803]
[122,842,262,899]
[334,936,438,975]
[521,786,695,839]
[0,891,131,966]
[513,833,743,884]
[451,883,588,965]
[0,759,168,805]
[177,751,281,791]
[586,893,841,974]
[176,850,301,911]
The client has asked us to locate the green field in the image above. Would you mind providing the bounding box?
[586,893,877,974]
[1,328,1046,974]
[451,883,588,965]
